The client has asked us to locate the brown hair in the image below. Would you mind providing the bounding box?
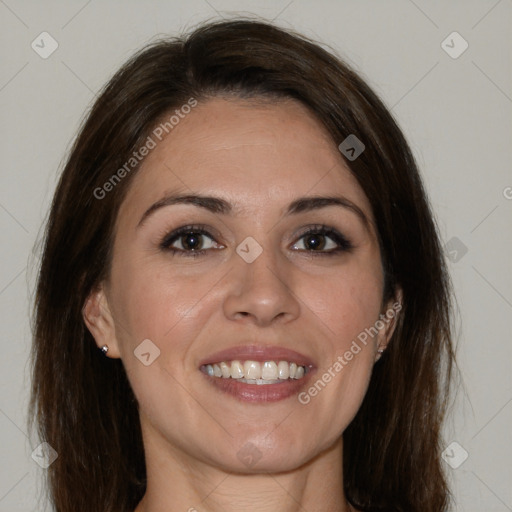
[29,18,455,512]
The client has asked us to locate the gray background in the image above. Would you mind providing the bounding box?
[0,0,510,510]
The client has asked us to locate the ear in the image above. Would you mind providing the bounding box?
[82,284,121,358]
[375,287,403,362]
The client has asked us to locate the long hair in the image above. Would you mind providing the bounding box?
[29,18,455,512]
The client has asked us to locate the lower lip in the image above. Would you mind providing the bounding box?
[201,370,315,403]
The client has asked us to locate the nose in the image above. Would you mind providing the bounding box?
[222,243,301,327]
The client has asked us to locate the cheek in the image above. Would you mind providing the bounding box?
[114,259,205,334]
[111,258,225,376]
[292,257,383,429]
[298,257,384,346]
[110,264,220,429]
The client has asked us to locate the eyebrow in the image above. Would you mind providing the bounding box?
[137,193,370,229]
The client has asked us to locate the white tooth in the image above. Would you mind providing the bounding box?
[211,360,306,381]
[244,360,262,380]
[219,361,231,378]
[277,361,290,379]
[261,361,278,380]
[230,360,244,379]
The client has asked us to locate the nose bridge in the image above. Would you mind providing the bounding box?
[223,236,300,325]
[241,241,283,290]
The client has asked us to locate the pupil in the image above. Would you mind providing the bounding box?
[183,233,201,250]
[306,234,324,250]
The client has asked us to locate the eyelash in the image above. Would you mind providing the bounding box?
[158,224,353,257]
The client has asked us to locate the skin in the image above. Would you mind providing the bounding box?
[83,97,399,512]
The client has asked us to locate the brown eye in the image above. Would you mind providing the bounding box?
[160,225,223,255]
[303,233,327,251]
[179,232,205,251]
[291,226,353,254]
[166,231,216,252]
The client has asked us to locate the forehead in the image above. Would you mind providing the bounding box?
[118,97,373,225]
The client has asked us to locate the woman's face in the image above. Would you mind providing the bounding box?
[86,97,397,473]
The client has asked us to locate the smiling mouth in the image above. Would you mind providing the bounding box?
[200,359,309,384]
[198,346,316,402]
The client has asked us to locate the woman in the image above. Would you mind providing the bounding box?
[29,19,455,512]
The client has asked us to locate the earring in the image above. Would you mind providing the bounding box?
[375,346,384,362]
[100,345,109,355]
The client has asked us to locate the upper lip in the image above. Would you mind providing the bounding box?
[198,345,316,369]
